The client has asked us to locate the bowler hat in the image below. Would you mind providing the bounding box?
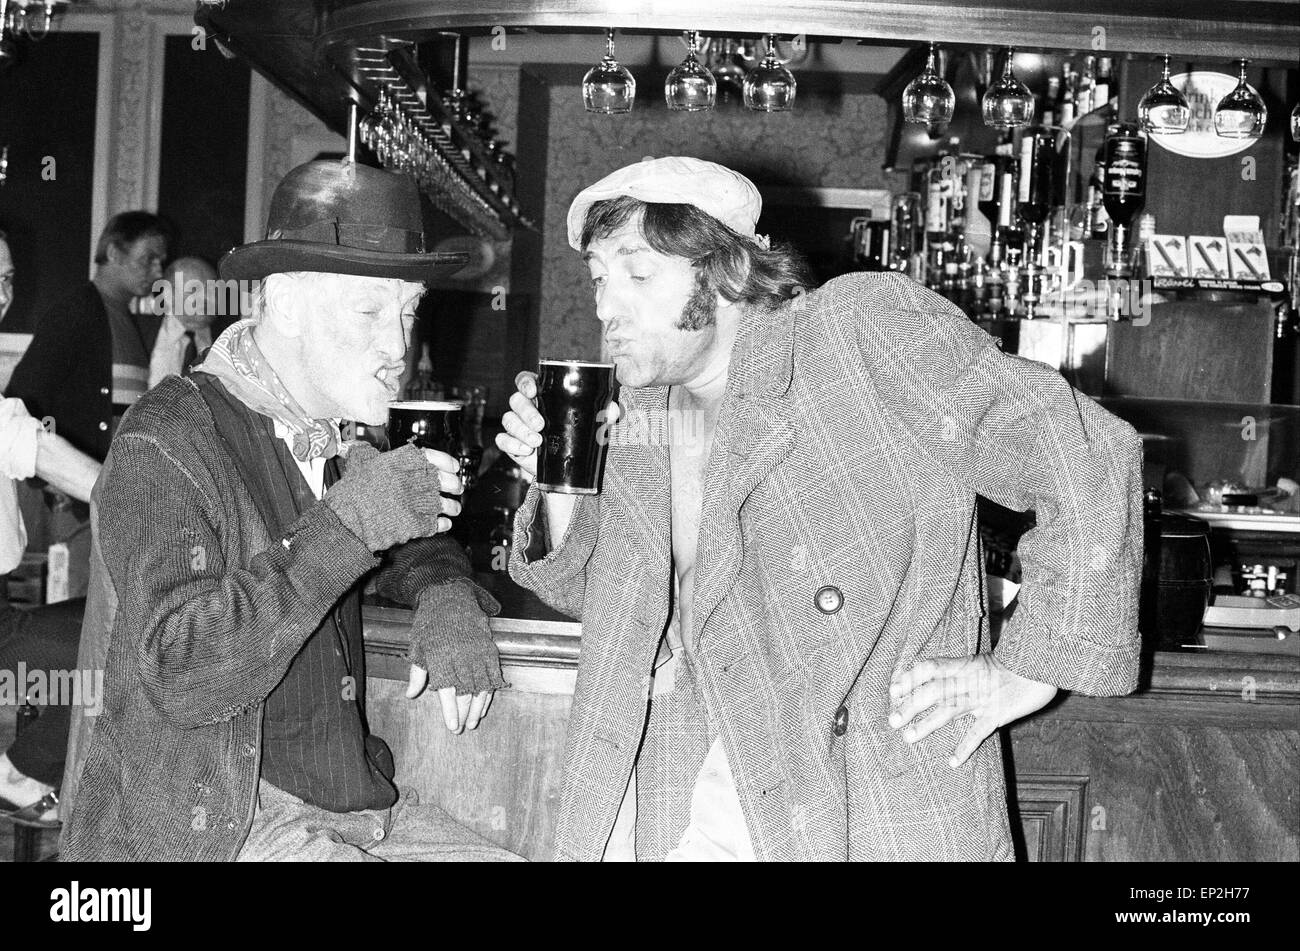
[219,160,468,281]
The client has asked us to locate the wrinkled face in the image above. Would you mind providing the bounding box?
[296,273,425,425]
[112,234,168,298]
[584,222,719,388]
[0,238,13,321]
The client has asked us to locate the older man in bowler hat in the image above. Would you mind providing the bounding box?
[62,160,521,861]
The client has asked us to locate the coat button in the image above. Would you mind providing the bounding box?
[833,705,849,737]
[242,742,256,757]
[815,586,844,614]
[98,421,109,431]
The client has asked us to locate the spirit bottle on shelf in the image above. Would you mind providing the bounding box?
[924,160,953,289]
[965,161,994,263]
[1094,56,1114,116]
[1041,76,1060,129]
[1058,64,1077,126]
[1078,55,1096,115]
[1017,128,1058,317]
[1101,122,1149,279]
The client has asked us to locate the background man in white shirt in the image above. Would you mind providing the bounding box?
[148,255,228,387]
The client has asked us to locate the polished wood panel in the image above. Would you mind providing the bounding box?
[365,676,572,861]
[1012,774,1089,862]
[1009,716,1298,861]
[1107,303,1274,403]
[1008,649,1299,861]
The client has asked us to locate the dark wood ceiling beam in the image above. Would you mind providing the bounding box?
[318,0,1300,64]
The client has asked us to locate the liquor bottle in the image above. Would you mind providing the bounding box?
[1058,64,1077,126]
[405,342,439,401]
[925,152,957,288]
[890,191,923,273]
[965,161,994,262]
[1133,213,1156,280]
[995,162,1020,259]
[975,158,1001,232]
[1094,57,1114,116]
[1101,123,1149,278]
[1088,145,1110,240]
[1042,76,1060,129]
[1017,129,1056,251]
[949,155,972,240]
[1017,128,1059,317]
[1078,55,1096,115]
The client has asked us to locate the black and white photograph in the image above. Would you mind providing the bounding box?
[0,0,1296,929]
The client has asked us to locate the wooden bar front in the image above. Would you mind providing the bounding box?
[363,605,1300,861]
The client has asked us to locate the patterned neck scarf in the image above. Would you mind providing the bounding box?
[194,319,341,462]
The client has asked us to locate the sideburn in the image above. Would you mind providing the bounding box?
[676,270,718,332]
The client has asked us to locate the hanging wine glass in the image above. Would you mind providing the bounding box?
[358,110,376,151]
[583,28,636,114]
[373,90,393,165]
[666,30,716,111]
[902,42,955,124]
[1214,58,1267,139]
[1138,54,1190,134]
[743,34,796,112]
[981,47,1034,129]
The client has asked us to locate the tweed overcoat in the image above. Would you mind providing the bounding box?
[510,272,1144,861]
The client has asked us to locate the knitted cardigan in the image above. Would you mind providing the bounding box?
[61,374,493,861]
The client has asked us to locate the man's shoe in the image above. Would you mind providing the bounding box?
[0,791,60,829]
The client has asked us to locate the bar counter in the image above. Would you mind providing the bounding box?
[362,593,1300,861]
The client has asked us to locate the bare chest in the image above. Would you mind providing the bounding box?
[670,405,719,583]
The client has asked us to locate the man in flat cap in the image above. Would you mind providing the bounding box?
[62,160,520,861]
[501,156,1143,861]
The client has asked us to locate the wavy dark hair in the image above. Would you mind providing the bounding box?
[580,195,811,330]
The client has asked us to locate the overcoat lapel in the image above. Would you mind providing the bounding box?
[690,298,800,648]
[599,296,803,650]
[603,385,672,575]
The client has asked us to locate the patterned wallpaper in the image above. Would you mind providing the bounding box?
[534,72,894,360]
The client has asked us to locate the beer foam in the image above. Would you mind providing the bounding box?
[539,359,615,368]
[388,400,465,410]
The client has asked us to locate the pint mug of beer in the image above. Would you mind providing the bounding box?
[535,360,615,495]
[386,400,465,458]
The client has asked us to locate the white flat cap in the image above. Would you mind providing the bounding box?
[566,155,762,250]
